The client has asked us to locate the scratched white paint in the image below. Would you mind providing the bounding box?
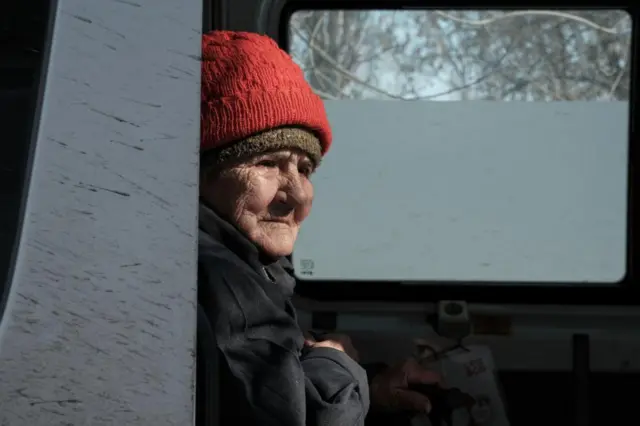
[0,0,202,425]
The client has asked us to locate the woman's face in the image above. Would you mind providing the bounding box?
[201,148,315,258]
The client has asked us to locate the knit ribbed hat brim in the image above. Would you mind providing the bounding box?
[203,127,322,167]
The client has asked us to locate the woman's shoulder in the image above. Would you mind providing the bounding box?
[198,229,260,319]
[198,228,252,278]
[197,229,298,339]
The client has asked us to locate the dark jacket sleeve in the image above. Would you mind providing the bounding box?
[303,346,370,425]
[199,258,369,426]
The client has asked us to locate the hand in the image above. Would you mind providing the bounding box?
[370,358,442,413]
[304,332,360,362]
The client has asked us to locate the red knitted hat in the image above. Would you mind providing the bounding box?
[201,31,332,164]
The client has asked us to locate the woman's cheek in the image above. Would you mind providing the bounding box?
[304,181,314,209]
[245,179,279,214]
[299,203,312,222]
[297,191,314,222]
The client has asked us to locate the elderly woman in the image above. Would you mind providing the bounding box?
[197,30,440,426]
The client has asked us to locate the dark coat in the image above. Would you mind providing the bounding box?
[197,202,370,426]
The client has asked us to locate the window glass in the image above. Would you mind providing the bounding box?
[288,10,631,284]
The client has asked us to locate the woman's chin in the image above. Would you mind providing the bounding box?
[252,227,298,259]
[255,236,295,259]
[259,243,294,259]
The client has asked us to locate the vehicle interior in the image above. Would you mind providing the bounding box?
[0,2,46,315]
[1,1,638,426]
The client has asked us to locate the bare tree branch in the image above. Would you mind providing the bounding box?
[289,9,631,102]
[434,10,625,35]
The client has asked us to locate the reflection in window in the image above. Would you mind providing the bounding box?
[287,10,631,284]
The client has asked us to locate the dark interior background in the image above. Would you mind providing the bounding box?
[0,0,50,314]
[499,371,638,426]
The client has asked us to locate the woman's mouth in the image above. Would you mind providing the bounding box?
[264,218,291,225]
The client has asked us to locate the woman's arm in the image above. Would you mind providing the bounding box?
[302,345,370,425]
[198,257,369,426]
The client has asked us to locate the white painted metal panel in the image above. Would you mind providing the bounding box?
[0,0,202,424]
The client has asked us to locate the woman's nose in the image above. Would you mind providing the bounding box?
[282,173,311,206]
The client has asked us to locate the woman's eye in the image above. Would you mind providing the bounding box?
[299,166,313,177]
[257,160,278,168]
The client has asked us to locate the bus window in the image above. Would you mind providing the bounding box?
[280,9,635,304]
[0,0,52,321]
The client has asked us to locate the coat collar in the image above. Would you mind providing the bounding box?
[198,201,296,297]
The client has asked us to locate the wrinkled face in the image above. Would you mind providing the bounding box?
[201,148,315,259]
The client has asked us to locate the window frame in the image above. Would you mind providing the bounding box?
[279,1,639,305]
